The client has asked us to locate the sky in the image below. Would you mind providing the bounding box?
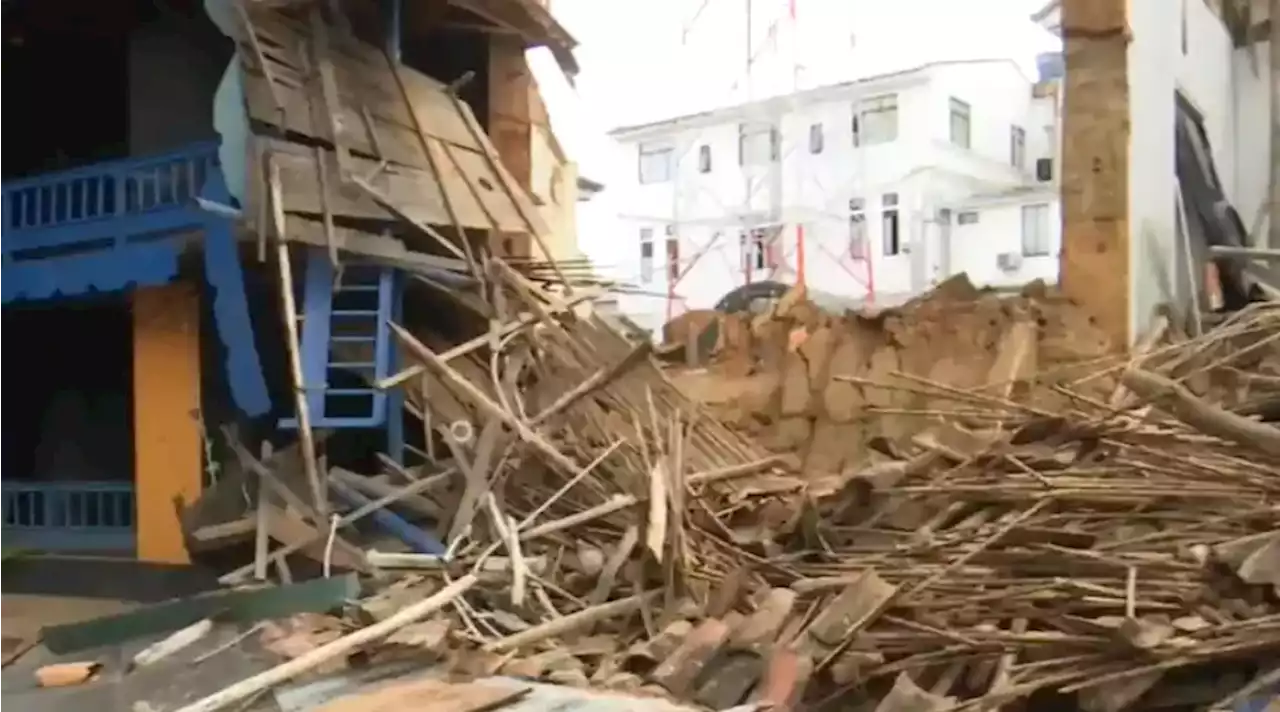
[534,0,1060,180]
[526,0,1062,273]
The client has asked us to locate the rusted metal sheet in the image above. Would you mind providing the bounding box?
[238,8,549,249]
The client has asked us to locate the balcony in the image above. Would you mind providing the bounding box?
[1,143,222,553]
[2,142,220,303]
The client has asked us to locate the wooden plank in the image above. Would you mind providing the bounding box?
[257,138,531,234]
[264,153,325,518]
[308,7,352,179]
[220,467,459,584]
[243,219,470,274]
[171,576,478,712]
[242,75,429,167]
[42,575,360,654]
[242,14,480,154]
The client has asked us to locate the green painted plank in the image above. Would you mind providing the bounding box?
[42,574,359,654]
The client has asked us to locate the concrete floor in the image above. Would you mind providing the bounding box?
[3,594,137,641]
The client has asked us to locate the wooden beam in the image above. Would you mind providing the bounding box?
[1060,0,1131,347]
[1270,0,1279,248]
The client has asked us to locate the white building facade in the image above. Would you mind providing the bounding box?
[609,59,1064,333]
[1034,0,1273,340]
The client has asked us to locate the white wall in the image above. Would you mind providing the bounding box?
[1126,0,1269,339]
[1231,38,1272,239]
[947,196,1061,288]
[606,60,1057,330]
[921,62,1037,186]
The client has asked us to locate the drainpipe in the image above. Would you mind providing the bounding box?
[383,0,402,63]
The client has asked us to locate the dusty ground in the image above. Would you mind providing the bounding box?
[3,594,137,641]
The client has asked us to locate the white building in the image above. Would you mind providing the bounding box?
[1034,0,1274,335]
[608,59,1063,332]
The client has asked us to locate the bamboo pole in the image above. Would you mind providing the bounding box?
[171,575,478,712]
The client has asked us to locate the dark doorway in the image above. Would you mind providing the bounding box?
[2,295,136,486]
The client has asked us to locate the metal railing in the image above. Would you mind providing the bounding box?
[2,482,136,552]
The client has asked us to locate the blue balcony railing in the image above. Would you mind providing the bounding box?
[3,142,219,254]
[2,482,136,552]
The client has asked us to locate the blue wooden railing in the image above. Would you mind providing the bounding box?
[2,482,136,552]
[2,142,222,304]
[3,142,220,254]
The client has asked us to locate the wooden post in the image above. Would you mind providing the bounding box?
[1269,0,1279,248]
[1060,0,1131,347]
[133,282,202,564]
[267,154,326,515]
[275,241,326,515]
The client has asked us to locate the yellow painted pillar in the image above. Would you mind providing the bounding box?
[132,281,202,564]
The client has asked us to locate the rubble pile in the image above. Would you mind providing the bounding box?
[13,3,1279,704]
[122,280,1280,712]
[666,276,1121,479]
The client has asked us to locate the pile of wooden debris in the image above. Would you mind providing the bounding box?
[146,266,1280,712]
[15,1,1271,709]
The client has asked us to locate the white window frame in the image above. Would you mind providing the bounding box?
[665,233,681,282]
[739,122,780,166]
[848,197,868,259]
[740,228,772,271]
[949,98,971,149]
[638,143,673,184]
[1020,203,1052,257]
[639,228,655,282]
[853,94,898,146]
[1010,125,1026,170]
[808,123,824,154]
[881,193,901,256]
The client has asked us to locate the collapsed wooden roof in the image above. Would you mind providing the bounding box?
[238,5,551,272]
[255,0,579,72]
[442,0,578,74]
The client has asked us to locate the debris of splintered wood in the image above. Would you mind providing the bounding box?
[171,576,477,712]
[181,283,1280,712]
[167,3,1280,708]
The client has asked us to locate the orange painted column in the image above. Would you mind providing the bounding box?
[132,281,202,564]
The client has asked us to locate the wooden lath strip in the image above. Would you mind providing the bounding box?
[308,6,353,181]
[387,55,483,276]
[446,92,563,285]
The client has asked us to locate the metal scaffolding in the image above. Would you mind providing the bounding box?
[660,0,876,325]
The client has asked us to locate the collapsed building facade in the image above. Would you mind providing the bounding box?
[1,0,583,563]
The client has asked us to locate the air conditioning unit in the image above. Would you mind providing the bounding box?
[996,252,1023,271]
[1035,158,1053,182]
